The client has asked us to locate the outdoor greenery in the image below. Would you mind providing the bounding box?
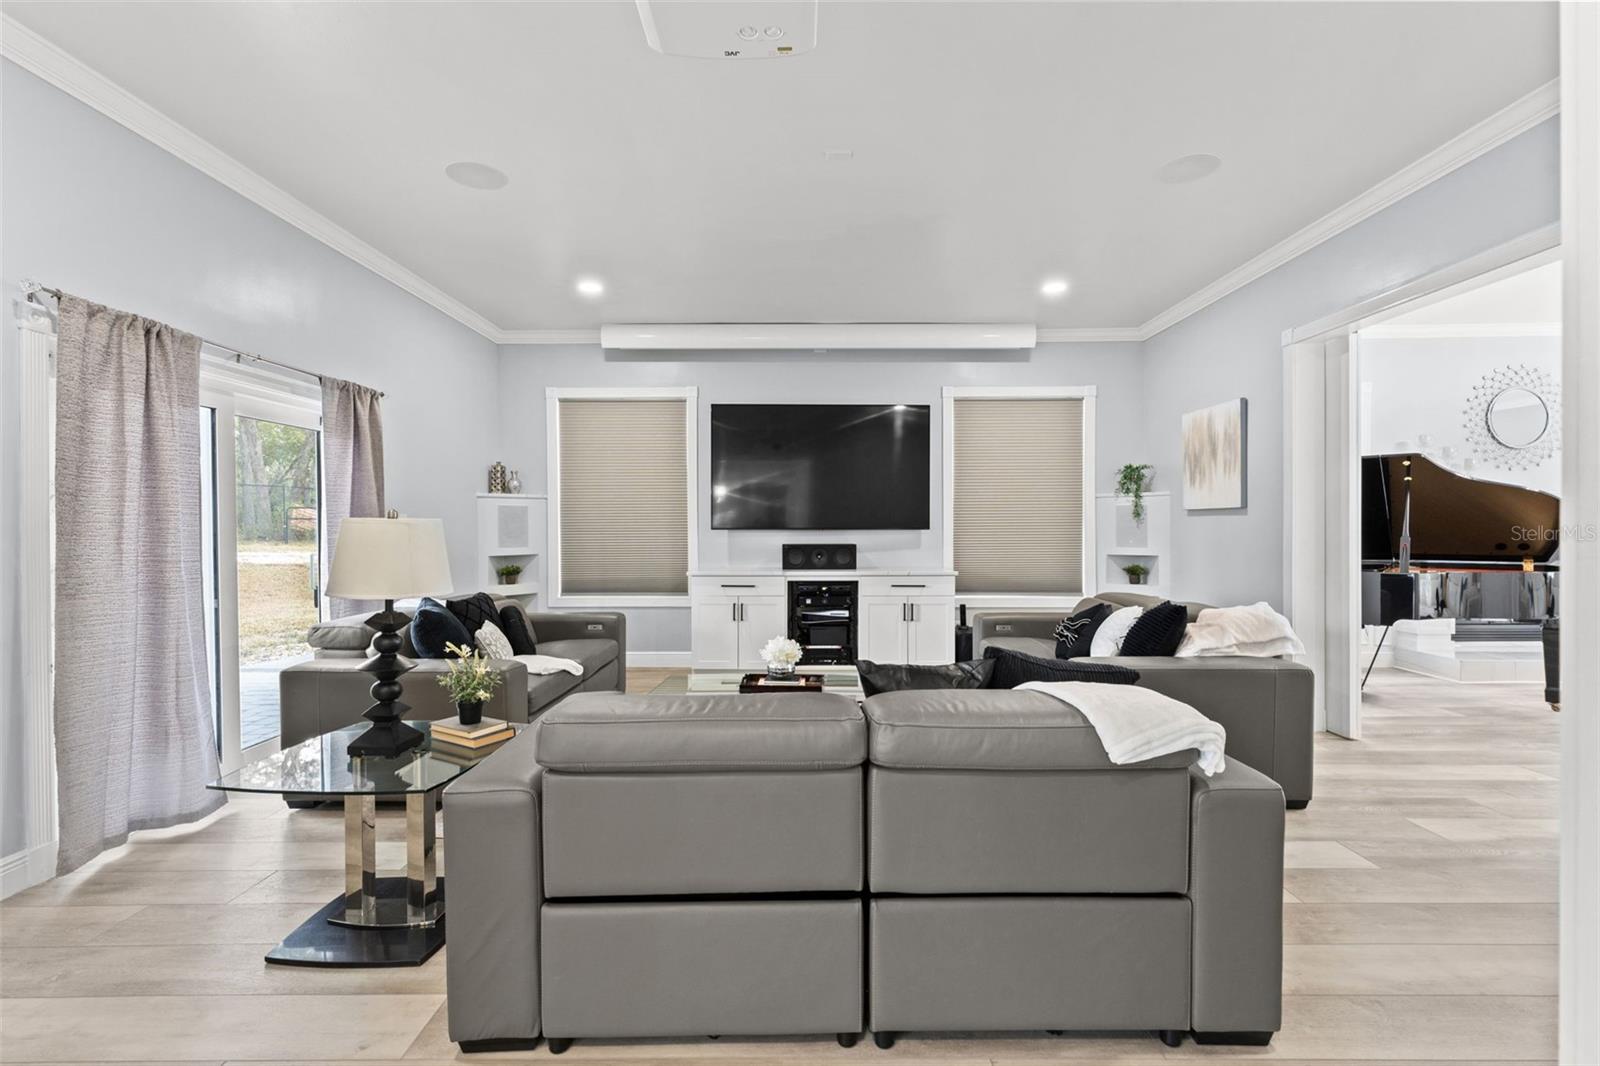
[236,417,318,545]
[437,642,503,706]
[1116,463,1154,523]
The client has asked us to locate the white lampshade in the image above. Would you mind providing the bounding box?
[325,517,454,600]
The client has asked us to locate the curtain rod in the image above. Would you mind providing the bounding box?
[18,280,384,397]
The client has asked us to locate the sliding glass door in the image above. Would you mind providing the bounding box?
[200,363,324,772]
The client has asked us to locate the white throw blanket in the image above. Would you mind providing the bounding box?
[513,653,584,677]
[1018,681,1227,776]
[1177,602,1306,659]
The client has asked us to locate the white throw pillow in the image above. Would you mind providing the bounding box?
[1089,605,1145,657]
[475,621,514,659]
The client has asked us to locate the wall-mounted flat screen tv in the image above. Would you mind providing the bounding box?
[710,403,931,530]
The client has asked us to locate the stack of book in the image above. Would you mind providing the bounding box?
[430,716,515,753]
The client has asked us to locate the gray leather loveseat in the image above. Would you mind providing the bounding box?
[444,688,1285,1053]
[278,597,625,748]
[974,592,1314,807]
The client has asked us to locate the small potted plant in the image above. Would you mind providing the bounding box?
[437,641,502,725]
[760,636,804,680]
[1116,463,1154,523]
[495,563,524,586]
[1122,563,1150,586]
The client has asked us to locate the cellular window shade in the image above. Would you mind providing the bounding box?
[953,397,1085,594]
[559,398,688,595]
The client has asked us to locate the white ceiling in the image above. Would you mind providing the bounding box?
[1388,260,1562,328]
[3,1,1558,335]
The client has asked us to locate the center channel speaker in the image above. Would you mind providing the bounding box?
[783,543,857,570]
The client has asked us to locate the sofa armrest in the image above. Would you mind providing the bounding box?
[1189,762,1284,1037]
[445,727,543,1044]
[526,612,627,689]
[278,657,530,748]
[971,611,1063,651]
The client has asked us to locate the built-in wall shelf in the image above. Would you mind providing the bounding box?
[476,493,548,609]
[1095,491,1171,598]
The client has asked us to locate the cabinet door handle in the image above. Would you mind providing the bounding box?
[732,603,738,623]
[909,603,917,623]
[738,602,745,622]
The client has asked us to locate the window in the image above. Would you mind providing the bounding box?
[548,388,696,603]
[945,386,1096,597]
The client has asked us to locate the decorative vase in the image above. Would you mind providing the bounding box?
[488,462,508,494]
[507,469,523,494]
[455,700,484,726]
[766,662,797,681]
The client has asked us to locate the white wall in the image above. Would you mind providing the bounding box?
[1359,333,1562,496]
[1140,118,1560,608]
[0,60,500,858]
[498,343,1147,653]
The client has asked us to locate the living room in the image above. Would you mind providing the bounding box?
[2,2,1599,1063]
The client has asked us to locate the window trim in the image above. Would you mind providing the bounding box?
[942,385,1098,598]
[546,386,698,608]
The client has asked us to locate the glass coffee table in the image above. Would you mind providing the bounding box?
[649,666,865,699]
[209,720,518,967]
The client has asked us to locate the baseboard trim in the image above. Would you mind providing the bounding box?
[1,839,56,899]
[628,652,693,667]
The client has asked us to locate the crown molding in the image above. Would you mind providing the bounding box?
[2,15,1560,351]
[1137,78,1561,342]
[0,15,503,343]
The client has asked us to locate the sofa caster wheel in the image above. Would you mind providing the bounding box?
[1157,1029,1184,1047]
[837,1032,859,1048]
[1192,1031,1273,1046]
[873,1031,896,1050]
[547,1037,573,1054]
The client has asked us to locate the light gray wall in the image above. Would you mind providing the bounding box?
[0,60,500,856]
[1140,118,1560,608]
[497,343,1147,652]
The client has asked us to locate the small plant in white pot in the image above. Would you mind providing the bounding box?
[437,642,502,725]
[760,636,804,680]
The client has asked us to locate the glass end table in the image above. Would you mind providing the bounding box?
[209,720,518,967]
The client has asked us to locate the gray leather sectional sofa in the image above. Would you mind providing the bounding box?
[278,597,625,748]
[974,592,1315,807]
[445,689,1285,1053]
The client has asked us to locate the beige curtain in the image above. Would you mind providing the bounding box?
[53,295,223,875]
[321,378,385,617]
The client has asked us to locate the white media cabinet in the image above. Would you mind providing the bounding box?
[689,570,957,670]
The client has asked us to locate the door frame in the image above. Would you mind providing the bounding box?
[199,355,323,773]
[1281,224,1561,739]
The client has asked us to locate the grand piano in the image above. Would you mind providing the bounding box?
[1361,454,1560,638]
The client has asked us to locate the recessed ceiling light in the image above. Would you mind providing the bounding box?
[1155,153,1222,185]
[444,161,509,190]
[1040,278,1070,298]
[575,277,606,298]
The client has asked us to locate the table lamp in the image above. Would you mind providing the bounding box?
[324,513,454,756]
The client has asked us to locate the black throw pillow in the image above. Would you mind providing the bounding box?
[498,605,538,656]
[446,592,501,639]
[410,597,473,658]
[1119,600,1189,657]
[1053,602,1115,659]
[983,646,1141,689]
[857,659,995,697]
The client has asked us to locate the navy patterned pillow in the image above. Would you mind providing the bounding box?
[1052,602,1115,659]
[446,592,500,640]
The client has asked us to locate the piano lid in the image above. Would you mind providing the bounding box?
[1361,454,1559,567]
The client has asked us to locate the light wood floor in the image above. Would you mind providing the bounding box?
[0,668,1557,1064]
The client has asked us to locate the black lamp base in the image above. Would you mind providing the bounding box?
[346,601,422,759]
